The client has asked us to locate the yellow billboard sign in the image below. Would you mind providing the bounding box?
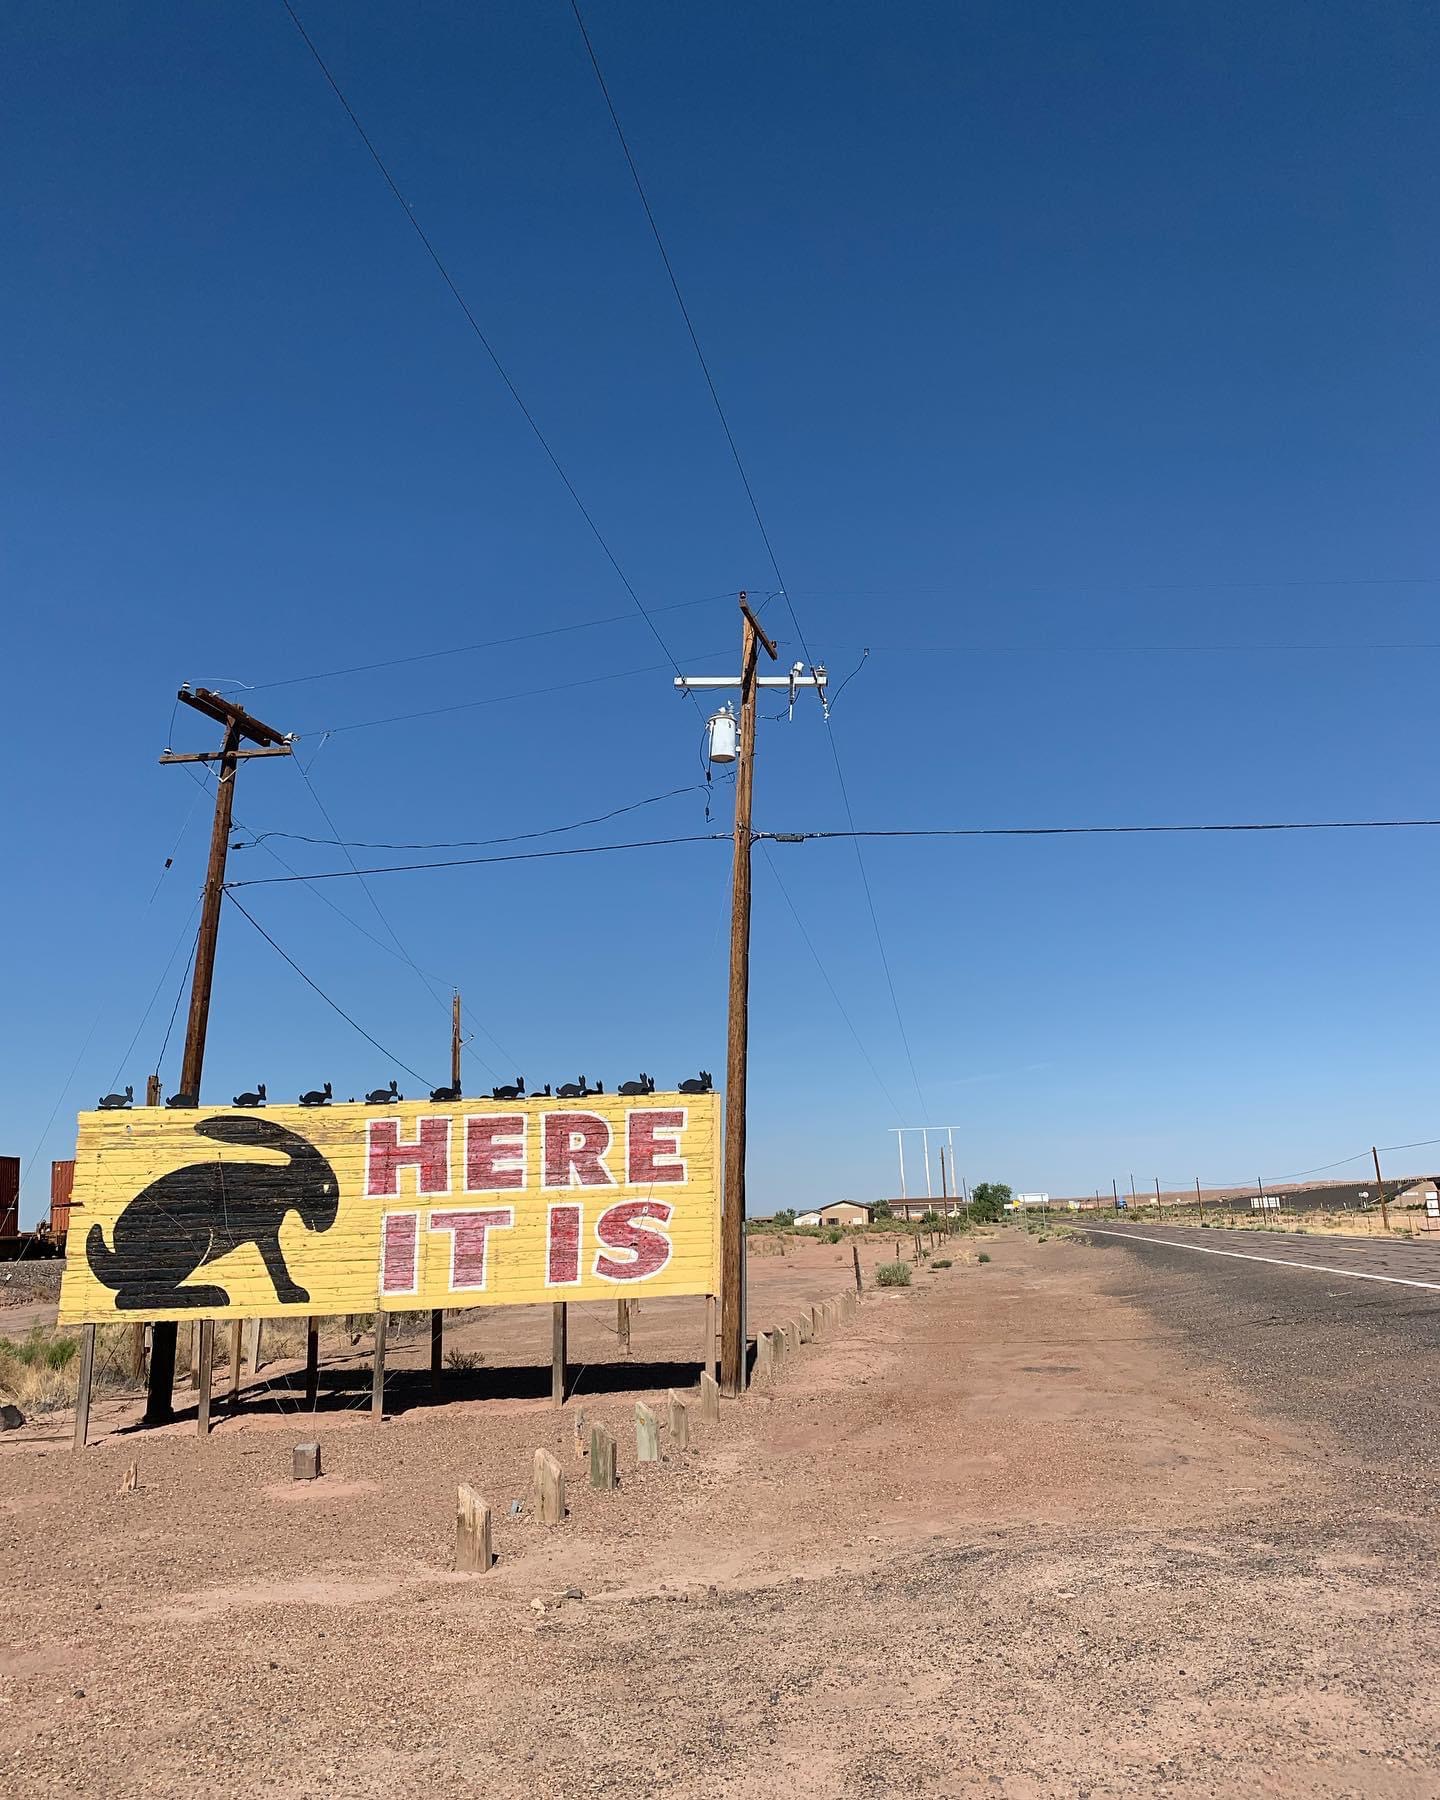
[58,1094,720,1325]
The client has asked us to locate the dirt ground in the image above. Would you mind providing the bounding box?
[2,1229,1437,1797]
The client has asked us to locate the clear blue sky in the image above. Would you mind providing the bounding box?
[5,1,1438,1223]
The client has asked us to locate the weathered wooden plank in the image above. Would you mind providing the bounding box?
[617,1297,632,1356]
[794,1314,811,1345]
[293,1441,321,1481]
[196,1319,214,1437]
[304,1316,319,1409]
[246,1317,262,1375]
[370,1310,387,1423]
[551,1301,567,1409]
[589,1422,617,1491]
[227,1319,243,1404]
[635,1402,660,1463]
[755,1331,774,1380]
[71,1323,95,1453]
[667,1390,689,1450]
[455,1484,492,1572]
[533,1448,566,1525]
[699,1369,720,1423]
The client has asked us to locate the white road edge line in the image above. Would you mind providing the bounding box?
[1082,1227,1440,1293]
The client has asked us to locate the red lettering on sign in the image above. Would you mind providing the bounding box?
[464,1114,525,1191]
[626,1108,687,1185]
[593,1200,674,1282]
[428,1207,514,1291]
[542,1112,615,1189]
[380,1211,419,1294]
[546,1203,582,1286]
[366,1116,451,1197]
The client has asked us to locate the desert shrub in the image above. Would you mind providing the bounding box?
[823,1228,843,1244]
[932,1258,952,1269]
[446,1349,484,1372]
[977,1252,991,1264]
[876,1261,911,1287]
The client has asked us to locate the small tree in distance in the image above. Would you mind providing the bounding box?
[969,1182,1012,1224]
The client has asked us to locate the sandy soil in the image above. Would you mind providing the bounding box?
[2,1230,1437,1797]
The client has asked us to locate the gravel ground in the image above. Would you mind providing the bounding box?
[2,1230,1437,1797]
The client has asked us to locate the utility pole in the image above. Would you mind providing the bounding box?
[1195,1175,1204,1224]
[432,991,464,1393]
[147,688,292,1424]
[1372,1146,1391,1233]
[451,993,463,1092]
[675,595,826,1395]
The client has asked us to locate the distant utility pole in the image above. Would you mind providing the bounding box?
[675,594,827,1396]
[890,1126,960,1207]
[147,688,292,1424]
[1372,1146,1391,1232]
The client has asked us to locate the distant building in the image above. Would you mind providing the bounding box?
[795,1201,873,1229]
[876,1197,965,1222]
[1394,1178,1440,1209]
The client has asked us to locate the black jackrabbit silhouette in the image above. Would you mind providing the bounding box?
[491,1076,526,1101]
[98,1085,133,1111]
[233,1083,266,1107]
[556,1076,590,1099]
[619,1074,655,1096]
[678,1071,713,1094]
[430,1084,462,1102]
[364,1080,400,1106]
[85,1115,340,1311]
[299,1082,332,1107]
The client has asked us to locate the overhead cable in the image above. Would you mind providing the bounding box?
[278,0,702,710]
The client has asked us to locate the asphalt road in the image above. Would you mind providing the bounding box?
[1077,1222,1440,1511]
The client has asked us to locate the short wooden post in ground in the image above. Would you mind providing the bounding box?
[304,1317,320,1410]
[853,1243,864,1292]
[246,1318,263,1376]
[72,1322,96,1453]
[667,1390,689,1450]
[795,1314,811,1345]
[228,1320,243,1406]
[533,1447,566,1524]
[705,1294,717,1382]
[119,1458,139,1495]
[293,1441,321,1481]
[617,1297,632,1356]
[188,1321,200,1388]
[755,1332,774,1380]
[456,1484,493,1572]
[589,1422,617,1491]
[810,1304,823,1338]
[636,1402,660,1463]
[370,1310,387,1424]
[699,1368,721,1423]
[196,1320,215,1437]
[551,1302,567,1409]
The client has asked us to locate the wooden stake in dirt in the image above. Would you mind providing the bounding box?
[533,1448,566,1525]
[551,1302,568,1409]
[573,1408,588,1462]
[852,1243,864,1293]
[589,1422,618,1491]
[769,1325,786,1371]
[795,1313,811,1345]
[293,1442,321,1482]
[667,1391,689,1450]
[304,1317,320,1410]
[370,1310,387,1423]
[455,1484,493,1572]
[617,1298,632,1357]
[119,1458,139,1495]
[699,1369,721,1423]
[635,1402,660,1463]
[196,1320,215,1437]
[72,1322,96,1453]
[755,1332,774,1380]
[246,1318,263,1376]
[809,1304,822,1338]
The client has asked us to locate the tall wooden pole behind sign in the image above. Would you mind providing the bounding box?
[146,689,292,1425]
[720,603,777,1395]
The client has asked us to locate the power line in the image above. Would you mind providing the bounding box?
[278,0,702,712]
[568,2,924,1113]
[758,819,1440,843]
[299,656,731,737]
[760,844,903,1119]
[226,832,728,887]
[225,891,437,1088]
[246,593,734,694]
[235,781,710,853]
